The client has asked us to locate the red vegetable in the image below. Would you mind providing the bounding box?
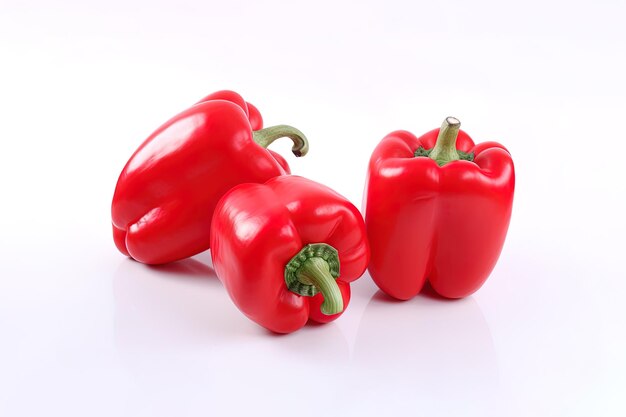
[111,90,308,264]
[210,176,370,333]
[364,117,515,299]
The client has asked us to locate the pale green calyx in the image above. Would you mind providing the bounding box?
[284,243,343,315]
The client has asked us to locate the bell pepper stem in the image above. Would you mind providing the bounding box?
[296,257,343,315]
[284,243,343,316]
[253,125,309,157]
[428,117,461,166]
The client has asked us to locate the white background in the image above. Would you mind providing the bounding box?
[1,1,625,416]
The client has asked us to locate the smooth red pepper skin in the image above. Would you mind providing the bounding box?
[111,91,291,265]
[210,176,369,333]
[364,128,515,300]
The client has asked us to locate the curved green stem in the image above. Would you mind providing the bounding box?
[253,125,309,157]
[284,243,343,316]
[428,117,461,166]
[296,257,343,315]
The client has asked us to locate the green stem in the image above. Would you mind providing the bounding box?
[296,257,343,315]
[284,243,343,316]
[428,117,461,166]
[253,125,309,157]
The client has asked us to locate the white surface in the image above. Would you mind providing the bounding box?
[1,1,625,416]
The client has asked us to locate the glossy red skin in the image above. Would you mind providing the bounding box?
[195,92,290,173]
[111,91,291,265]
[210,176,370,334]
[364,128,515,300]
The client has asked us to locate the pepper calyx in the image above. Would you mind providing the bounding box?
[284,243,343,315]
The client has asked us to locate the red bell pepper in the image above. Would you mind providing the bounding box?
[210,175,370,333]
[364,117,515,299]
[111,90,309,265]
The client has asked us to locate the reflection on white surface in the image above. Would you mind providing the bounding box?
[112,254,352,417]
[347,286,500,415]
[113,255,350,352]
[113,256,229,347]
